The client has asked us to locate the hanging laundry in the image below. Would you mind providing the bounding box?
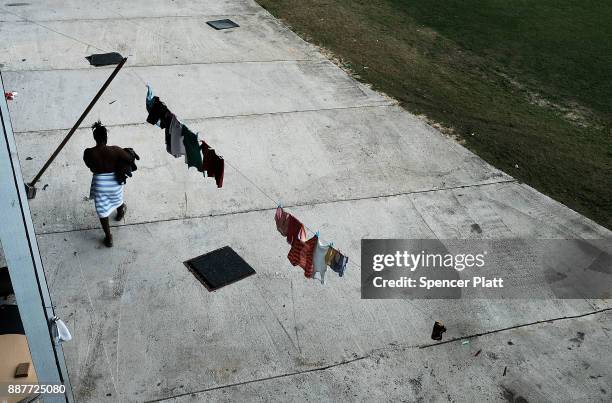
[182,125,203,169]
[286,214,307,245]
[145,92,178,149]
[200,140,225,188]
[201,140,212,173]
[166,114,185,158]
[144,89,225,187]
[160,109,172,130]
[146,96,169,126]
[164,114,172,153]
[312,239,330,284]
[275,207,290,236]
[325,247,336,266]
[329,249,348,277]
[214,156,224,188]
[146,85,154,112]
[145,86,163,128]
[288,235,318,278]
[275,203,346,283]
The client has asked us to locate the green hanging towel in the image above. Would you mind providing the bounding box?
[181,125,203,170]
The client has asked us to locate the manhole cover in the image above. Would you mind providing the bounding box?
[85,52,124,67]
[184,246,256,291]
[206,19,240,30]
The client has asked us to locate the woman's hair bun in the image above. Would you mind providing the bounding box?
[92,120,104,131]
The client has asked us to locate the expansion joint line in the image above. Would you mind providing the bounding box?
[2,59,322,74]
[420,307,612,349]
[143,355,369,403]
[12,103,396,136]
[36,179,517,237]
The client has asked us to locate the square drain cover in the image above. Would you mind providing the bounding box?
[184,246,255,291]
[85,52,124,66]
[206,19,240,30]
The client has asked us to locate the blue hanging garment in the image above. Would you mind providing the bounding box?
[146,84,154,112]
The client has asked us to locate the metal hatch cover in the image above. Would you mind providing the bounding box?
[206,19,240,30]
[184,246,256,291]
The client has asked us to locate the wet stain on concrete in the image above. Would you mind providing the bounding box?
[470,223,483,234]
[408,375,423,395]
[569,331,585,347]
[501,386,529,403]
[544,268,568,283]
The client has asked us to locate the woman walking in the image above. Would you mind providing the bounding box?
[83,121,133,247]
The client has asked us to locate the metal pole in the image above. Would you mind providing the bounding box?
[28,57,127,189]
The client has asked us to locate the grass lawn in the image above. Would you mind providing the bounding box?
[257,0,612,229]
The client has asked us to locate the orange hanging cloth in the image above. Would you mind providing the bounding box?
[287,235,318,278]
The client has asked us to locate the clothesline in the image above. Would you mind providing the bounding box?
[146,90,355,281]
[128,11,436,321]
[126,19,443,325]
[222,160,332,239]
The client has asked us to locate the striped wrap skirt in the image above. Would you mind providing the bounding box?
[89,173,124,218]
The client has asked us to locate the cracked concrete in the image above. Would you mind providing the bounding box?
[1,0,611,401]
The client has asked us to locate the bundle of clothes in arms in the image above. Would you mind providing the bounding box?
[145,86,224,187]
[275,207,348,284]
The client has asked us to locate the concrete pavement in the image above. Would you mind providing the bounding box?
[168,310,612,402]
[1,0,610,401]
